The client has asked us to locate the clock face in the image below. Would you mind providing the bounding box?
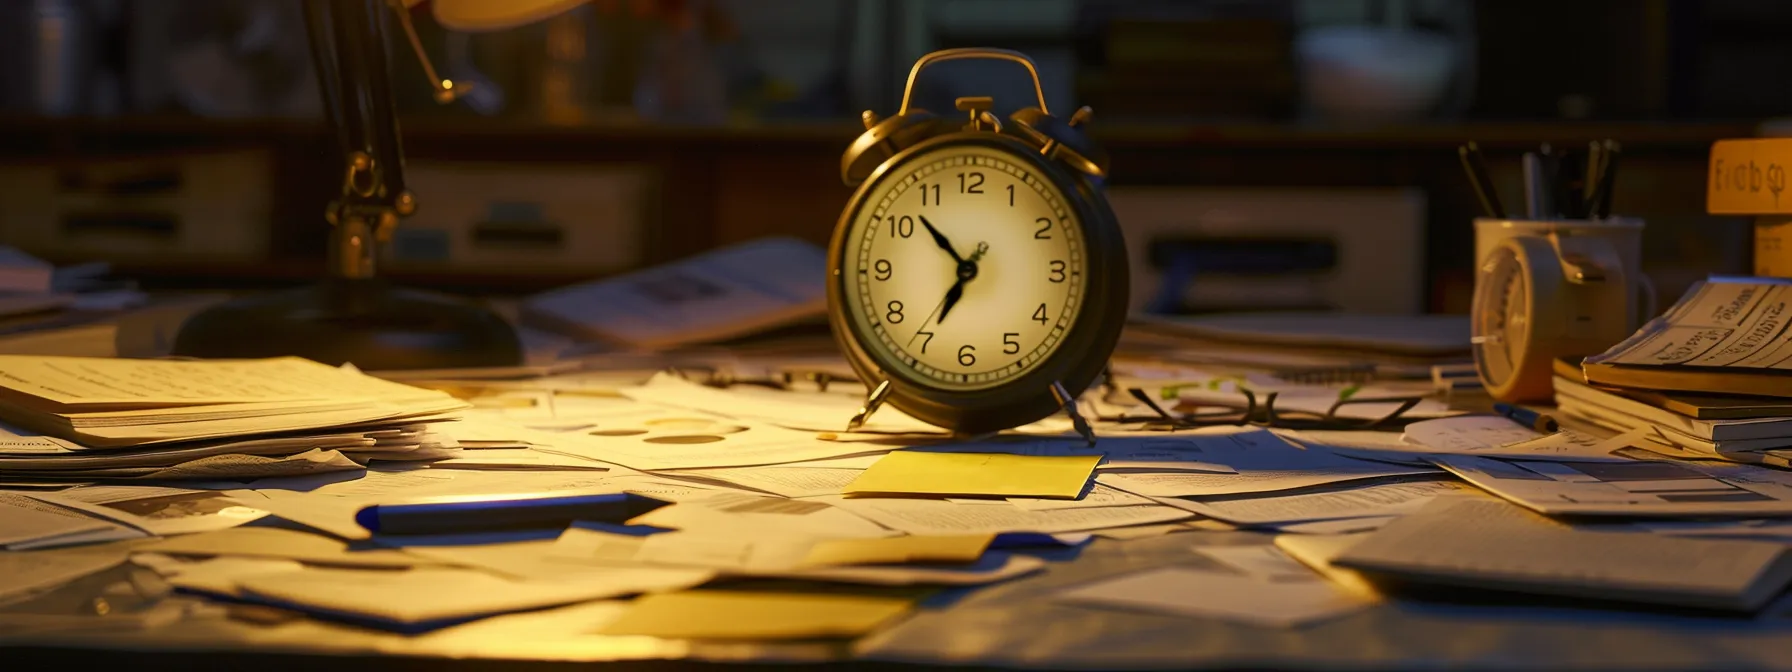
[1472,246,1530,385]
[842,144,1086,391]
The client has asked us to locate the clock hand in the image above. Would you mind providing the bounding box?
[936,280,966,324]
[917,216,964,263]
[935,242,987,326]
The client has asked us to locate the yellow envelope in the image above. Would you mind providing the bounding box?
[598,590,914,639]
[801,534,994,567]
[843,451,1100,499]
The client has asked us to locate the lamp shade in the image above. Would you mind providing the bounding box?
[419,0,590,31]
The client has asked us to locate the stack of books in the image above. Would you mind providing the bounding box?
[0,356,469,481]
[1557,278,1792,466]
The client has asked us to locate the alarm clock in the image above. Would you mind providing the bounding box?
[827,48,1128,444]
[1471,218,1647,402]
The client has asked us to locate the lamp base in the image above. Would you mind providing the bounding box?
[170,279,523,370]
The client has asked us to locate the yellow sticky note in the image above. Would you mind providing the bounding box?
[802,534,994,567]
[598,590,914,640]
[844,451,1100,499]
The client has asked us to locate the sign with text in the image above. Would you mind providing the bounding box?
[1709,138,1792,215]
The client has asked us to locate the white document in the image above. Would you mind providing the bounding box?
[1007,483,1156,511]
[140,526,431,568]
[522,236,828,350]
[29,485,269,536]
[1098,461,1433,498]
[1589,280,1792,370]
[1334,497,1792,611]
[0,355,446,407]
[1403,416,1542,452]
[550,526,1044,586]
[234,565,708,627]
[1194,544,1331,581]
[0,492,128,549]
[159,557,307,598]
[1274,516,1397,535]
[1431,453,1792,516]
[630,492,895,539]
[389,536,713,588]
[1157,478,1477,525]
[618,373,942,435]
[544,414,896,470]
[551,527,816,572]
[816,495,1191,535]
[0,546,131,603]
[1057,564,1370,627]
[667,466,864,498]
[1273,533,1383,599]
[1298,420,1638,464]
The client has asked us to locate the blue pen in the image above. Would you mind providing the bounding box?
[1493,403,1559,433]
[356,491,668,535]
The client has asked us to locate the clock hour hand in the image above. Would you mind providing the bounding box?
[917,216,964,263]
[936,280,966,325]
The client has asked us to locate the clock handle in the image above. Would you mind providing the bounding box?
[898,48,1050,117]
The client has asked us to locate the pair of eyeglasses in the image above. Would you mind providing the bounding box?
[668,366,847,393]
[1104,386,1422,430]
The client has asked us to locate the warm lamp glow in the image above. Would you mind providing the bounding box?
[429,0,592,31]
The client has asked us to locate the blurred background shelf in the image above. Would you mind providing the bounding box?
[2,0,1787,314]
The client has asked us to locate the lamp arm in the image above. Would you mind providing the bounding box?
[303,0,417,279]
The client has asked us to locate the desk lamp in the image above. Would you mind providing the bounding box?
[171,0,593,369]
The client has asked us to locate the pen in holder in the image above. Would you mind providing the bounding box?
[1470,217,1655,402]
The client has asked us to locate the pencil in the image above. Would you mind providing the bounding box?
[1458,142,1506,219]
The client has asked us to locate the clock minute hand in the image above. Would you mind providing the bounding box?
[917,216,963,263]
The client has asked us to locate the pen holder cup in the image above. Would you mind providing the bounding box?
[1472,218,1655,401]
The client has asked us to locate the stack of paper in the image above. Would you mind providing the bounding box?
[1556,359,1792,466]
[1580,278,1792,398]
[0,356,469,481]
[1333,497,1792,611]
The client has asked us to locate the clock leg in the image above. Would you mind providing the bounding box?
[1051,381,1097,446]
[847,379,893,432]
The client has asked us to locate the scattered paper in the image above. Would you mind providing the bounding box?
[1194,544,1328,581]
[802,534,992,567]
[1403,416,1541,452]
[1429,454,1792,516]
[1158,478,1476,526]
[545,416,895,470]
[0,546,131,603]
[818,495,1191,535]
[598,590,914,640]
[1273,533,1383,600]
[618,373,941,434]
[667,466,863,498]
[1334,497,1792,611]
[159,557,307,598]
[629,492,895,539]
[1058,564,1370,627]
[1007,483,1155,511]
[845,452,1100,499]
[138,526,433,568]
[29,486,269,536]
[0,492,136,549]
[235,565,706,630]
[1098,464,1431,498]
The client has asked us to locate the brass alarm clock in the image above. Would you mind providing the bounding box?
[827,48,1128,444]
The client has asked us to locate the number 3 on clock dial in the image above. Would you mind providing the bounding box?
[846,146,1086,391]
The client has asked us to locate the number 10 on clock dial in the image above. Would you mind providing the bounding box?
[844,146,1087,390]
